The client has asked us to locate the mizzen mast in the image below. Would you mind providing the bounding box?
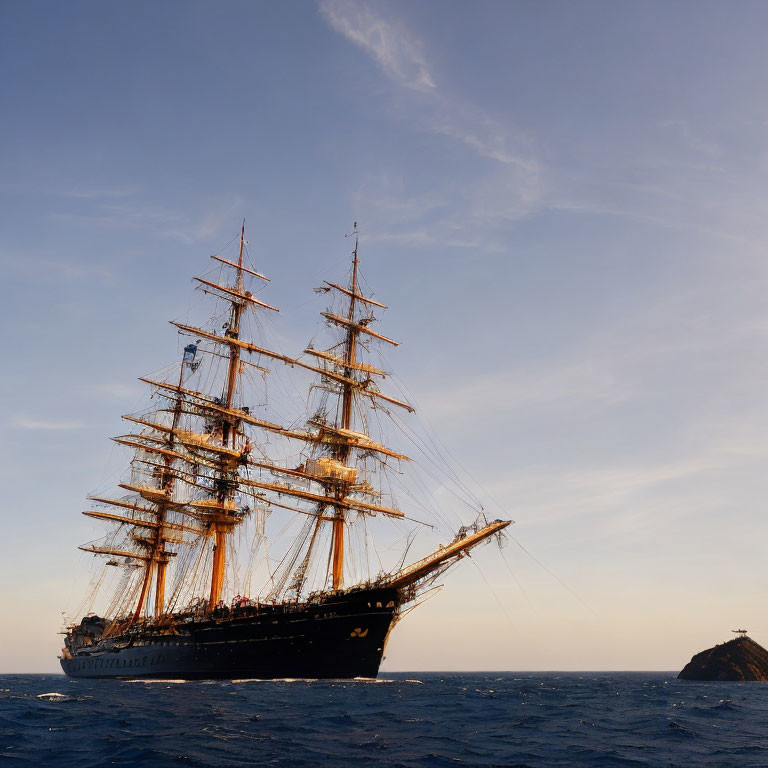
[132,347,190,621]
[80,347,202,627]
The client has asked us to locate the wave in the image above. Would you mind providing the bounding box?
[230,678,319,683]
[2,672,764,767]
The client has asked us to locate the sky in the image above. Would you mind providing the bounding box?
[3,0,768,673]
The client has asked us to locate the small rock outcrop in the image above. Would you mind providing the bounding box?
[678,636,768,681]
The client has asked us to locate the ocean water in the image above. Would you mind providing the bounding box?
[2,672,768,767]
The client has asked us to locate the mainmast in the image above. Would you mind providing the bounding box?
[81,220,290,620]
[330,224,360,589]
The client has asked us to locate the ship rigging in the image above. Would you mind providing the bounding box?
[61,222,509,679]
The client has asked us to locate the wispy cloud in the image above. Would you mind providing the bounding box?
[421,266,768,428]
[469,455,738,574]
[486,458,723,526]
[160,198,246,244]
[657,119,721,158]
[421,360,635,422]
[319,2,768,250]
[1,252,114,282]
[90,382,141,400]
[50,195,245,245]
[318,0,435,92]
[13,416,85,431]
[51,202,184,236]
[424,110,538,171]
[317,0,536,169]
[66,184,136,200]
[318,0,543,246]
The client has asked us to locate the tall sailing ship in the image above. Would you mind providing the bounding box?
[60,223,510,679]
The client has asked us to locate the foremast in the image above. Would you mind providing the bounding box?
[330,227,359,588]
[298,224,414,592]
[300,227,510,594]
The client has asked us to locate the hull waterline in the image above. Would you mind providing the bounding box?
[61,587,398,680]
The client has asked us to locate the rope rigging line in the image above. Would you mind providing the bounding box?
[508,534,596,617]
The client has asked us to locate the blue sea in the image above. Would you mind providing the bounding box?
[2,672,768,767]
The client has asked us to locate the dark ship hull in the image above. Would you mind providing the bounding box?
[61,586,399,680]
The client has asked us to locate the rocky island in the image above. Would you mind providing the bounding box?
[678,635,768,681]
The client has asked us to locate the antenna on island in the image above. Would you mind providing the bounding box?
[732,629,748,637]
